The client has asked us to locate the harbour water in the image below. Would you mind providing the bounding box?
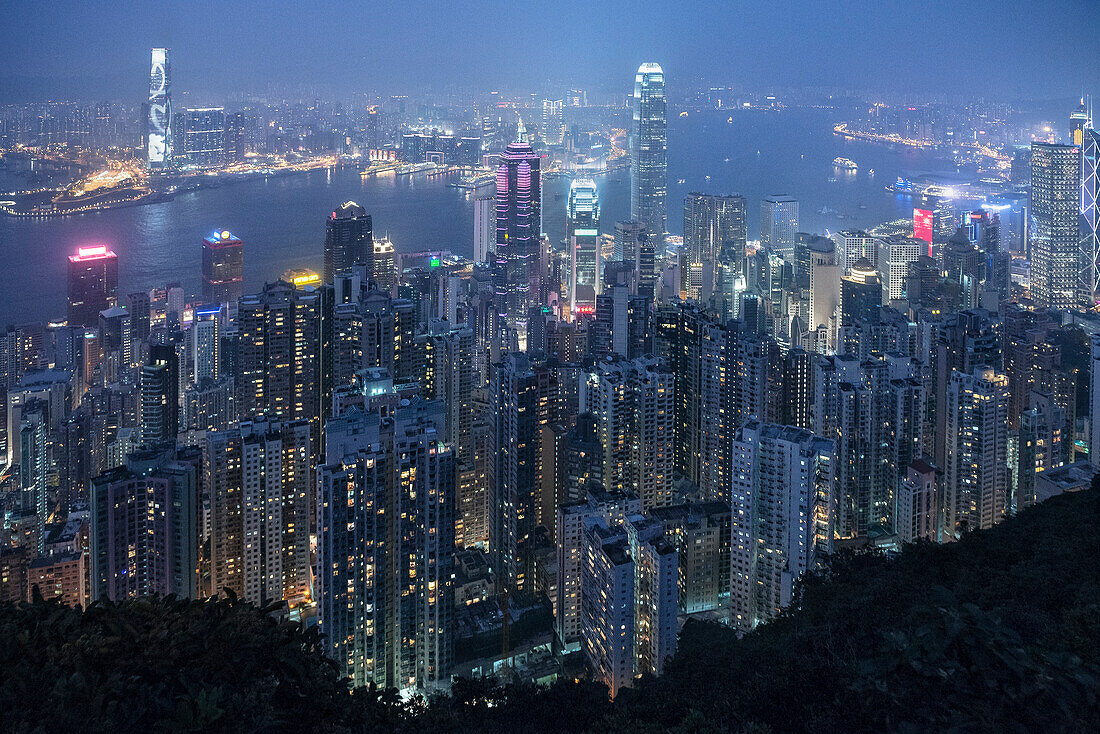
[0,107,960,324]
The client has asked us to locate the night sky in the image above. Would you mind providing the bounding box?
[2,0,1099,102]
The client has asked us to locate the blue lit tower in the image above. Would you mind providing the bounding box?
[567,178,600,317]
[631,63,667,238]
[1079,100,1099,305]
[494,139,541,349]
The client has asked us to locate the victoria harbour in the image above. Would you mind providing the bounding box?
[0,108,952,324]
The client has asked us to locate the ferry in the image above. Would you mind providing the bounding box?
[832,156,858,171]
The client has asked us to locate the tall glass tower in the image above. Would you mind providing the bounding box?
[567,178,600,317]
[1030,143,1080,310]
[147,48,172,169]
[494,140,541,349]
[631,63,667,238]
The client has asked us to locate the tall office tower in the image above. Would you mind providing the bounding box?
[592,284,649,360]
[683,192,747,275]
[67,245,118,327]
[1070,97,1091,146]
[760,195,799,260]
[1017,391,1065,511]
[494,140,541,349]
[473,196,495,264]
[542,99,564,144]
[182,108,226,167]
[943,367,1010,537]
[730,422,833,631]
[372,238,396,295]
[324,202,373,284]
[202,230,244,304]
[1080,127,1100,305]
[806,237,840,337]
[190,304,223,384]
[126,291,151,342]
[318,408,455,691]
[588,356,675,511]
[877,235,925,304]
[653,303,704,483]
[896,458,938,543]
[630,63,667,236]
[140,344,180,444]
[581,515,677,697]
[97,306,134,375]
[147,48,172,169]
[636,231,657,303]
[1030,143,1081,310]
[567,178,601,318]
[614,219,645,264]
[840,258,881,326]
[556,485,643,651]
[236,281,321,424]
[205,418,312,608]
[489,352,553,583]
[834,229,880,272]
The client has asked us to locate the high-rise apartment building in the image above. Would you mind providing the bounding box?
[631,63,667,236]
[567,178,600,317]
[89,444,199,600]
[943,367,1010,536]
[318,406,455,692]
[205,418,312,607]
[202,231,244,304]
[1030,142,1081,310]
[140,344,180,444]
[896,459,938,543]
[324,202,373,284]
[67,245,118,328]
[730,422,833,630]
[760,195,799,260]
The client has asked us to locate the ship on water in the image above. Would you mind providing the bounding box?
[832,156,858,171]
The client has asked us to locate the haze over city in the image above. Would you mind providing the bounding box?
[1,2,1100,731]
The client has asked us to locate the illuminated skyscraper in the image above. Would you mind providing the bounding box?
[760,195,799,260]
[67,245,118,328]
[631,63,667,236]
[372,238,396,295]
[140,344,180,444]
[1030,143,1080,309]
[494,141,541,347]
[324,202,373,284]
[181,107,226,167]
[567,178,600,317]
[472,195,494,264]
[542,99,564,145]
[147,48,172,169]
[1080,126,1100,305]
[1070,97,1091,146]
[683,193,747,274]
[202,231,244,304]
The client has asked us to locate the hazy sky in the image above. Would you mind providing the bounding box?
[2,0,1099,102]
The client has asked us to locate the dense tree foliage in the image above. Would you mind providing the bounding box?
[3,482,1099,732]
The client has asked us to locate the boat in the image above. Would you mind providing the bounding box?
[818,206,837,215]
[832,156,858,171]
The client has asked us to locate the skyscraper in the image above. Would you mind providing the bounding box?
[324,202,373,284]
[877,235,925,304]
[205,418,312,607]
[683,193,747,273]
[944,367,1010,536]
[140,344,180,444]
[567,178,600,317]
[1030,142,1080,310]
[1080,126,1099,305]
[730,422,833,630]
[318,406,455,692]
[89,444,199,600]
[760,195,799,260]
[630,63,667,236]
[67,245,118,328]
[147,48,172,169]
[182,107,226,167]
[494,140,542,347]
[473,195,494,264]
[202,230,244,304]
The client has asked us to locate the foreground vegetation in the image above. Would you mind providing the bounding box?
[3,482,1099,733]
